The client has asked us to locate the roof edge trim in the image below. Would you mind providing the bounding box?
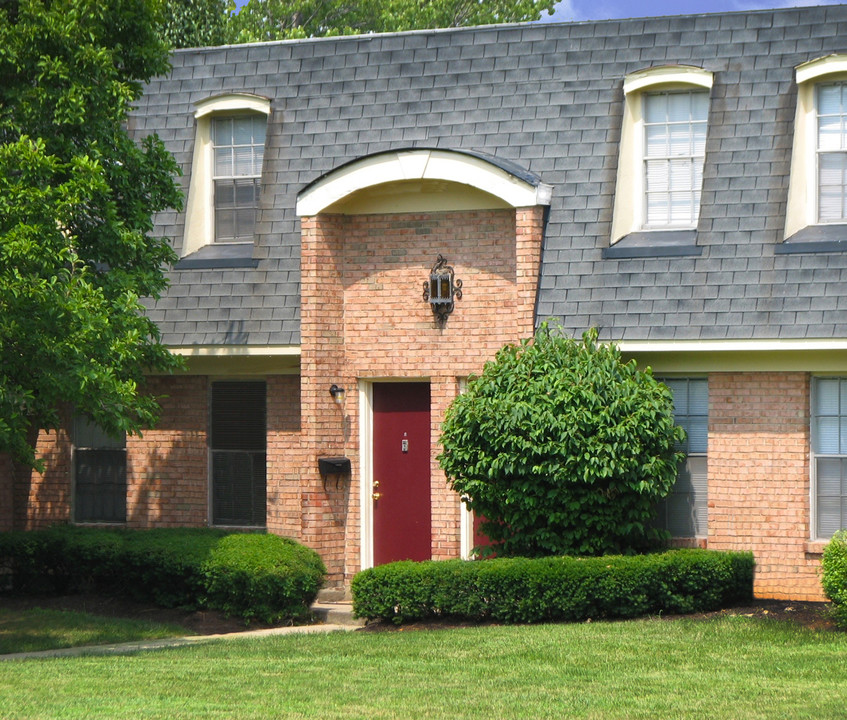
[623,65,713,94]
[296,148,552,216]
[796,54,847,84]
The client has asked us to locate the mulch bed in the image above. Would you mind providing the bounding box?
[0,594,840,635]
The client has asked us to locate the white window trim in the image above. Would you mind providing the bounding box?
[810,376,847,541]
[183,94,271,257]
[611,66,713,244]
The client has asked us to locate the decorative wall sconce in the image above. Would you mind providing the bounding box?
[329,384,346,405]
[423,254,462,322]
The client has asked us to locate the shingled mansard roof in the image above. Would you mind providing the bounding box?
[134,5,847,347]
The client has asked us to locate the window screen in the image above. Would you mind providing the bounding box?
[656,378,708,537]
[73,415,126,523]
[812,377,847,538]
[817,83,847,223]
[643,91,708,228]
[212,115,266,242]
[211,381,267,526]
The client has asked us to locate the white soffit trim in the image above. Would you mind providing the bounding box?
[618,339,847,353]
[296,149,552,215]
[623,65,713,95]
[169,345,300,357]
[194,93,271,118]
[796,55,847,84]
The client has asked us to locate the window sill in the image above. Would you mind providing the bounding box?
[175,243,259,269]
[805,540,828,555]
[778,224,847,254]
[603,230,701,259]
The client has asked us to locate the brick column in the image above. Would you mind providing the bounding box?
[708,372,822,600]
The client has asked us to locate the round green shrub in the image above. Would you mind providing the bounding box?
[822,530,847,629]
[203,534,327,623]
[438,324,685,557]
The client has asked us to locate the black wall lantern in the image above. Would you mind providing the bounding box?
[423,254,462,322]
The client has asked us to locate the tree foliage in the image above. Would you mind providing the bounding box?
[0,0,183,465]
[226,0,557,43]
[160,0,229,49]
[439,325,685,558]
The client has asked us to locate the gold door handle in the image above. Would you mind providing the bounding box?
[372,492,382,501]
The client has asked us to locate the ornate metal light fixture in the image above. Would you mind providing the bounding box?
[423,254,462,322]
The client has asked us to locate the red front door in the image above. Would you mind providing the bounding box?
[372,382,431,565]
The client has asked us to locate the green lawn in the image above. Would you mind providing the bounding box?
[1,617,846,719]
[0,607,192,655]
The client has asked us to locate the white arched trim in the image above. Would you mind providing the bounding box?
[296,149,552,216]
[623,65,714,95]
[194,93,271,118]
[796,55,847,85]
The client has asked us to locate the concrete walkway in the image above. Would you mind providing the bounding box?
[1,603,363,662]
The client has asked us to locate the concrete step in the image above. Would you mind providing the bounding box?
[317,587,352,603]
[311,601,365,627]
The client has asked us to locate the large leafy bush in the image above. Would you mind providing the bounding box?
[439,325,685,557]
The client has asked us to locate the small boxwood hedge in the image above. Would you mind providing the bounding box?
[822,530,847,629]
[352,549,753,624]
[0,526,326,623]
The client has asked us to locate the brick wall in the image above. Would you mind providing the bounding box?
[708,372,823,600]
[301,206,544,584]
[126,376,208,528]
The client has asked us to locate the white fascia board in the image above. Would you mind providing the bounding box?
[623,65,713,95]
[169,345,300,357]
[194,93,271,118]
[296,149,550,216]
[617,339,847,353]
[796,55,847,85]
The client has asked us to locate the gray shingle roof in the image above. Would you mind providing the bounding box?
[133,5,847,346]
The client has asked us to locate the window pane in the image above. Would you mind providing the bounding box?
[819,84,843,117]
[215,208,235,241]
[669,124,692,155]
[645,124,668,156]
[818,116,844,151]
[215,180,235,207]
[233,145,254,176]
[644,93,667,123]
[212,117,232,145]
[666,92,690,123]
[214,147,232,177]
[233,116,255,145]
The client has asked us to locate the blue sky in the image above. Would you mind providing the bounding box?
[544,0,846,22]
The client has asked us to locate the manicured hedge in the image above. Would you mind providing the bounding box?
[0,526,326,623]
[352,549,754,624]
[822,530,847,629]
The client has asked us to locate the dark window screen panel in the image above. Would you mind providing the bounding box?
[657,378,708,538]
[75,449,127,523]
[211,382,267,526]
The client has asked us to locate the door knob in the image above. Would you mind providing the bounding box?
[372,492,382,501]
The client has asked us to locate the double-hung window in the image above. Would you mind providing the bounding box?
[656,378,708,537]
[811,377,847,539]
[817,83,847,223]
[212,115,265,243]
[73,415,126,523]
[643,91,708,228]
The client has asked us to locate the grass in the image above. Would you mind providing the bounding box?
[0,616,845,719]
[0,607,192,655]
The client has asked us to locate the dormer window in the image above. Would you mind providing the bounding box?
[608,66,713,257]
[212,115,265,242]
[643,90,708,228]
[181,94,271,262]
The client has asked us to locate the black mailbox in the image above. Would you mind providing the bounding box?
[318,456,351,477]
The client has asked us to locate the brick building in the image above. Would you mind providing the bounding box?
[5,5,847,600]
